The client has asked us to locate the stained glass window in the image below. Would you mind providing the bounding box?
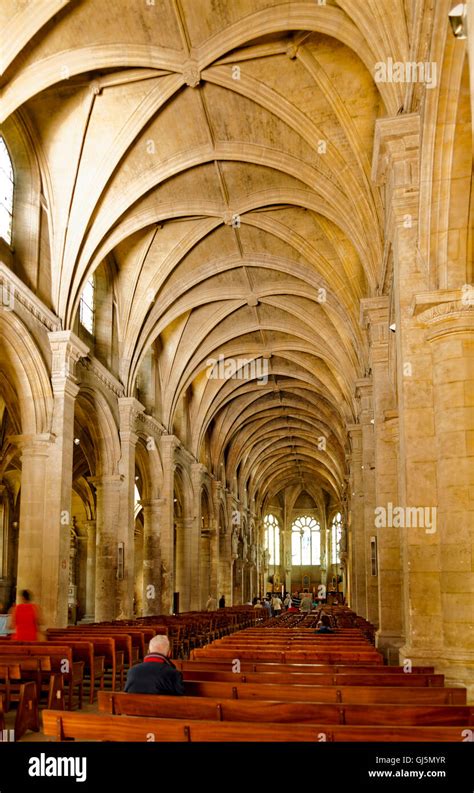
[331,512,342,564]
[264,514,280,565]
[291,516,320,565]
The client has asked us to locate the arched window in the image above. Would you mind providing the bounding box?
[331,512,342,564]
[292,515,320,565]
[79,275,95,334]
[264,514,280,565]
[134,483,142,519]
[0,137,14,245]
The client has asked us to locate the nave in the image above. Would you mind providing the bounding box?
[1,606,473,743]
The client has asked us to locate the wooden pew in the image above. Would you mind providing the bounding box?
[48,630,135,669]
[175,659,436,675]
[44,636,122,691]
[0,644,83,709]
[0,667,39,740]
[45,639,105,703]
[178,669,445,687]
[98,691,474,726]
[181,679,467,705]
[42,710,472,742]
[192,648,383,664]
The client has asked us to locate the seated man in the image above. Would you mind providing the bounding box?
[124,635,185,695]
[315,614,334,634]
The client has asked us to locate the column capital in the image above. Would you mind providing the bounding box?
[140,498,165,510]
[372,113,420,188]
[8,433,54,456]
[355,377,374,422]
[48,330,89,382]
[161,434,179,456]
[118,397,145,432]
[360,295,389,328]
[191,462,207,480]
[417,299,474,342]
[360,297,390,366]
[88,474,123,490]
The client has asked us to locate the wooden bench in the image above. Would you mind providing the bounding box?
[42,710,472,742]
[178,669,445,687]
[44,636,123,691]
[175,659,436,675]
[98,690,474,726]
[181,679,467,705]
[0,666,40,740]
[192,648,383,664]
[0,644,83,709]
[48,630,135,669]
[45,639,105,703]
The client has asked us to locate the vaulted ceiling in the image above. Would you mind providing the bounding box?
[1,0,435,512]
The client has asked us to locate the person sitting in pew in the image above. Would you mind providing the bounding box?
[124,636,184,696]
[315,615,334,634]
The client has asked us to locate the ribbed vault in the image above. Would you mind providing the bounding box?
[1,0,431,514]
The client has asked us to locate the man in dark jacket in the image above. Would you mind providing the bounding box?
[124,635,184,695]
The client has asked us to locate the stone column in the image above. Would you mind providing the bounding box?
[361,297,403,657]
[419,300,474,697]
[20,330,87,628]
[92,475,122,622]
[346,428,364,614]
[117,398,144,618]
[177,517,193,612]
[373,114,443,667]
[159,435,177,613]
[190,463,206,610]
[347,378,377,622]
[83,519,96,621]
[209,517,219,603]
[14,434,53,608]
[141,498,163,617]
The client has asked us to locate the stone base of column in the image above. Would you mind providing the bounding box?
[435,653,474,704]
[397,644,474,700]
[375,630,404,664]
[78,615,95,624]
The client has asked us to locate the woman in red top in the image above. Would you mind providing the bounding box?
[9,590,42,641]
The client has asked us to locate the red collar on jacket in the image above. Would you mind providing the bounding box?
[144,653,169,664]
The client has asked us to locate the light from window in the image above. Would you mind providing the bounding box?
[79,275,95,334]
[264,513,280,565]
[134,484,142,518]
[292,515,320,565]
[0,137,14,245]
[331,512,342,564]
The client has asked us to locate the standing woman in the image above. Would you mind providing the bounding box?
[8,590,43,641]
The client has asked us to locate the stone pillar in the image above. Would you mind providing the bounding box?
[190,463,206,610]
[92,475,122,622]
[16,331,88,627]
[45,332,88,627]
[83,519,96,621]
[347,378,377,622]
[177,517,193,612]
[116,398,143,618]
[346,428,364,615]
[14,435,53,609]
[419,300,474,698]
[373,114,443,667]
[361,297,403,658]
[160,435,177,613]
[209,517,219,603]
[141,498,163,617]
